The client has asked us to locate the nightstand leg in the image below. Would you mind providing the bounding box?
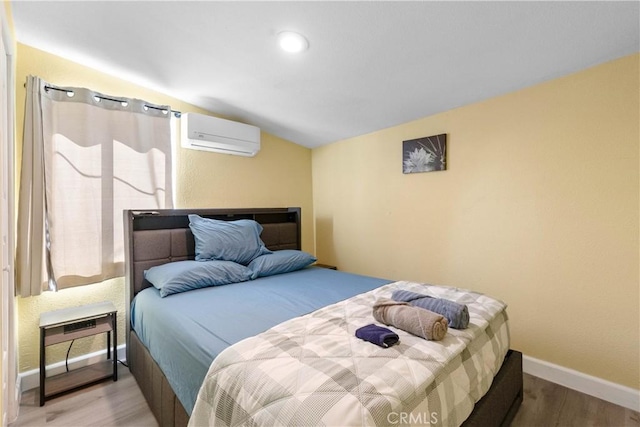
[112,312,117,381]
[39,327,45,406]
[107,331,111,359]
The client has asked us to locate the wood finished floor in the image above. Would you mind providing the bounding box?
[9,371,640,427]
[9,368,156,427]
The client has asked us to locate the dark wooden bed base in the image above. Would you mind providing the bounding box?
[124,208,522,427]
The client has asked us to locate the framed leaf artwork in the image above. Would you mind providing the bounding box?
[402,134,446,174]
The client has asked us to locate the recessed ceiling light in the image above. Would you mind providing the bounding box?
[277,31,309,54]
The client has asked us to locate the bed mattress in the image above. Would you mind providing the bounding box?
[130,267,392,413]
[190,280,510,426]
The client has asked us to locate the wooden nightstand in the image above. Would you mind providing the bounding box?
[314,263,337,270]
[39,301,117,406]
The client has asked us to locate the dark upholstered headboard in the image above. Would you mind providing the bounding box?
[124,207,301,300]
[123,207,301,353]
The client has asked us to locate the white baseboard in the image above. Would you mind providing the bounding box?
[523,354,640,412]
[18,344,126,392]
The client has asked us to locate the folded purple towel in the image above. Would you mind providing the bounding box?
[355,324,400,348]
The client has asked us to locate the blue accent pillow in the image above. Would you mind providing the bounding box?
[188,215,272,265]
[144,260,252,297]
[247,250,317,279]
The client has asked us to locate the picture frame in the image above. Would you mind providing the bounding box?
[402,133,447,174]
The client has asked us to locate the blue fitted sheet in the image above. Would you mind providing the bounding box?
[130,266,391,414]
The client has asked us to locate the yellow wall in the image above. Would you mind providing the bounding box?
[15,43,313,372]
[313,54,639,389]
[12,41,639,393]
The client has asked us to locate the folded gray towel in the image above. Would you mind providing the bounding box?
[372,298,448,341]
[391,289,470,329]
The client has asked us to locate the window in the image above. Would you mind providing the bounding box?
[17,77,173,294]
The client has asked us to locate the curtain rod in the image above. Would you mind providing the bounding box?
[42,84,182,118]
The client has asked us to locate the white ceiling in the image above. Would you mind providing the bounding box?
[11,1,640,148]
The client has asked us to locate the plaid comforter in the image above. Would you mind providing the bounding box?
[189,281,510,427]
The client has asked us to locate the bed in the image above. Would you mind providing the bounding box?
[124,207,523,427]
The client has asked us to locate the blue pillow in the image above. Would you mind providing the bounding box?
[247,250,317,279]
[144,260,252,297]
[188,215,272,265]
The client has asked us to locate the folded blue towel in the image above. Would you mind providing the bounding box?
[391,289,470,329]
[355,324,400,348]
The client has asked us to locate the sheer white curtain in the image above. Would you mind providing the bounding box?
[17,76,173,296]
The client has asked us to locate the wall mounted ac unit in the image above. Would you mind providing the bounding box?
[181,113,260,157]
